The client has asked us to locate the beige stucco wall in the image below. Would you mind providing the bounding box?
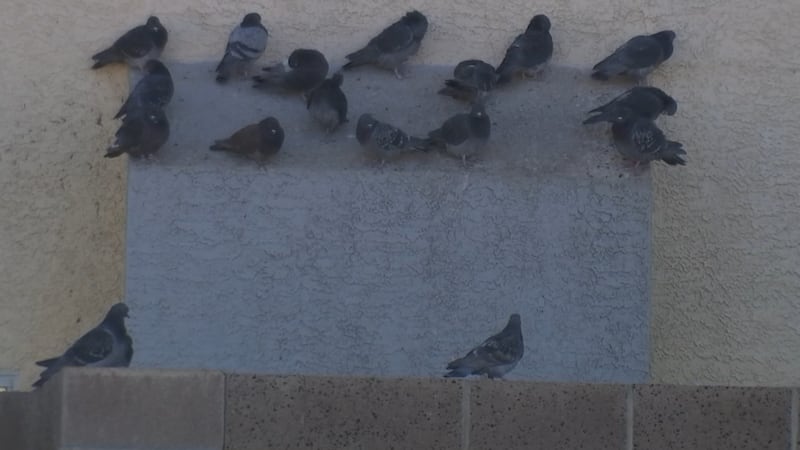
[1,0,798,388]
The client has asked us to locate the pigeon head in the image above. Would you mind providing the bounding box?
[403,10,429,40]
[145,16,168,49]
[356,114,378,144]
[652,30,676,58]
[258,117,285,148]
[143,59,169,75]
[242,13,262,26]
[107,303,130,320]
[659,93,678,115]
[288,49,327,70]
[506,313,522,330]
[526,14,551,33]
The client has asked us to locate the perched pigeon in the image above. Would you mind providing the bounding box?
[591,30,676,82]
[583,86,677,125]
[438,59,498,102]
[342,10,428,79]
[445,314,524,379]
[33,303,133,388]
[609,109,686,167]
[215,13,269,83]
[253,48,329,94]
[420,102,491,164]
[113,59,173,120]
[209,116,284,159]
[307,72,348,133]
[496,14,553,85]
[105,107,169,159]
[91,16,168,70]
[356,113,427,162]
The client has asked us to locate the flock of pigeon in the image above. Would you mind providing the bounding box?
[96,11,686,167]
[33,10,686,387]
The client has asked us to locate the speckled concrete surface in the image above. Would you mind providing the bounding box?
[124,62,651,382]
[2,0,800,387]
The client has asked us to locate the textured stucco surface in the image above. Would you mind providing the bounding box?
[3,0,799,387]
[125,63,651,382]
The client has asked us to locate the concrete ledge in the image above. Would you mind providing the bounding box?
[4,369,795,449]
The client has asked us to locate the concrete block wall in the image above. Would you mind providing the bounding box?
[1,368,795,450]
[125,63,652,382]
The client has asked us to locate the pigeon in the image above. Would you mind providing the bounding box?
[591,30,676,82]
[105,107,169,159]
[356,113,427,163]
[583,86,677,125]
[91,16,168,70]
[445,314,524,379]
[33,303,133,388]
[342,10,428,79]
[252,49,329,94]
[209,116,284,159]
[420,102,491,164]
[495,14,553,85]
[438,59,498,102]
[306,72,348,133]
[609,109,686,167]
[215,13,269,83]
[113,59,174,120]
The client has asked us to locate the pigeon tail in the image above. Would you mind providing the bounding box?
[35,357,59,368]
[209,141,232,152]
[104,147,126,158]
[659,141,687,165]
[590,70,611,81]
[582,111,614,124]
[343,46,379,70]
[438,80,478,101]
[91,47,122,69]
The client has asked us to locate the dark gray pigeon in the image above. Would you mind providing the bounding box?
[445,314,524,379]
[342,10,428,79]
[307,72,348,133]
[438,59,498,102]
[609,109,686,167]
[421,102,491,164]
[496,14,553,85]
[105,107,169,159]
[210,116,284,160]
[591,30,676,82]
[215,13,268,83]
[356,113,427,163]
[91,16,168,69]
[113,59,173,120]
[33,303,133,388]
[584,86,677,125]
[253,48,329,94]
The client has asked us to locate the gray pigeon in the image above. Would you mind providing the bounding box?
[215,13,268,83]
[445,314,524,379]
[356,113,427,163]
[609,109,686,167]
[583,86,677,125]
[421,102,491,164]
[105,107,169,159]
[113,59,173,120]
[307,72,348,133]
[209,116,284,159]
[591,30,676,82]
[343,10,428,79]
[33,303,133,388]
[438,59,498,102]
[496,14,553,85]
[252,48,329,94]
[91,16,168,69]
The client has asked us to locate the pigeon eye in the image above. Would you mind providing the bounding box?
[271,129,276,134]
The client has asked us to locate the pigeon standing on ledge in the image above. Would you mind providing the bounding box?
[591,30,676,83]
[583,86,677,125]
[420,102,491,164]
[356,113,428,163]
[253,48,329,94]
[609,108,686,167]
[342,10,428,79]
[33,303,133,388]
[307,72,349,133]
[105,107,170,159]
[210,116,285,160]
[445,314,524,379]
[495,14,553,85]
[215,13,268,83]
[438,59,498,102]
[91,16,168,70]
